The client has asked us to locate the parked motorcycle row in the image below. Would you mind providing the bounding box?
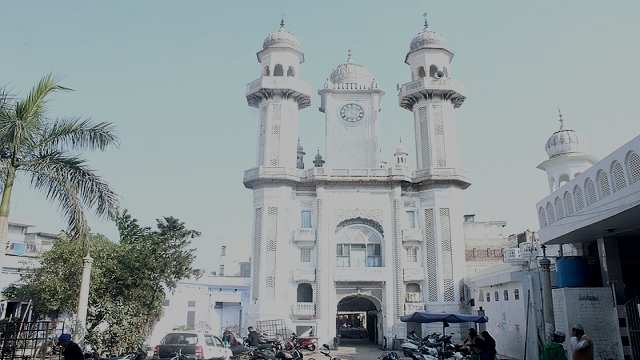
[401,333,471,360]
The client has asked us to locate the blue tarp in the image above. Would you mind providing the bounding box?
[400,311,488,324]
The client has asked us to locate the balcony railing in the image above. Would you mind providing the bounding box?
[294,228,316,243]
[404,302,425,315]
[292,302,316,318]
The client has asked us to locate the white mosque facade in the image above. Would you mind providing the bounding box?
[243,20,470,344]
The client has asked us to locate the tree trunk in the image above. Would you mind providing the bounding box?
[0,165,16,262]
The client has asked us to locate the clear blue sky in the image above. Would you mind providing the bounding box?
[3,0,640,269]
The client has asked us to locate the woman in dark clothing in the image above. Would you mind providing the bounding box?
[480,331,497,360]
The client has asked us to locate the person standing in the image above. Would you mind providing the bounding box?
[463,328,484,360]
[480,330,497,360]
[57,334,84,360]
[543,331,568,360]
[570,324,593,360]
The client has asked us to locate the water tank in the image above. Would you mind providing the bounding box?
[555,256,589,288]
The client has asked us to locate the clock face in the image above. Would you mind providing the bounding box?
[339,103,365,123]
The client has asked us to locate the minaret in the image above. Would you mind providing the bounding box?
[394,139,408,169]
[537,110,597,192]
[400,15,465,173]
[245,20,312,325]
[296,139,305,169]
[247,19,311,169]
[399,16,470,318]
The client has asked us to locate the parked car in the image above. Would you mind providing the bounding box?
[154,332,232,360]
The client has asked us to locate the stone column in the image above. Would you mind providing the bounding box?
[76,255,93,343]
[539,247,554,340]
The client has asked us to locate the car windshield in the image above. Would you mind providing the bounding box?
[162,333,198,345]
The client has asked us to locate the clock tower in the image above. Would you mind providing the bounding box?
[319,51,384,169]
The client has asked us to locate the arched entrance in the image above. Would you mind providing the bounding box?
[336,295,381,344]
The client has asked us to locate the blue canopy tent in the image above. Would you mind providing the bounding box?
[401,312,488,355]
[400,312,488,324]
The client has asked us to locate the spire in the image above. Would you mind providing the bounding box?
[557,108,564,130]
[279,16,286,31]
[313,148,325,168]
[422,12,429,30]
[347,49,352,63]
[296,138,305,169]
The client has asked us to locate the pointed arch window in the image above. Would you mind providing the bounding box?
[287,66,295,77]
[563,191,574,216]
[417,66,426,78]
[585,178,597,206]
[573,185,585,212]
[554,197,564,219]
[626,151,640,184]
[538,207,547,227]
[610,160,626,192]
[546,202,555,224]
[274,64,284,76]
[597,170,611,198]
[263,65,270,76]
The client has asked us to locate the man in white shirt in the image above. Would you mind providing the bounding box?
[569,324,593,360]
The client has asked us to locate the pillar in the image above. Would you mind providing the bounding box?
[539,248,554,340]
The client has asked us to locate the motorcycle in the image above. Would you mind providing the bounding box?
[285,331,318,352]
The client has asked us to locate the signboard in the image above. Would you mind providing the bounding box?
[553,287,624,360]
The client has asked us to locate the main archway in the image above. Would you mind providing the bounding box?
[336,295,381,344]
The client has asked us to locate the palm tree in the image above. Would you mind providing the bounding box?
[0,74,119,254]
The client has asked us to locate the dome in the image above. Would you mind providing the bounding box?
[329,62,375,87]
[545,129,587,158]
[409,29,449,53]
[394,141,408,155]
[262,21,301,51]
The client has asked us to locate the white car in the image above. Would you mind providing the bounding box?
[155,332,232,360]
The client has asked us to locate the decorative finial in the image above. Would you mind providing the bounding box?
[557,108,564,130]
[422,12,429,29]
[279,16,286,31]
[347,49,352,63]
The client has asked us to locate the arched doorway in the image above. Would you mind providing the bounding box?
[336,295,381,344]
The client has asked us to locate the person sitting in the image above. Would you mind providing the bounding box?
[543,331,568,360]
[247,327,271,350]
[463,328,484,360]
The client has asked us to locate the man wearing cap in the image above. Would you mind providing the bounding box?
[57,334,84,360]
[542,331,567,360]
[570,324,593,360]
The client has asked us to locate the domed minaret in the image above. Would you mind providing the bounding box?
[394,139,409,169]
[245,20,312,325]
[537,110,597,192]
[398,15,470,319]
[247,19,311,169]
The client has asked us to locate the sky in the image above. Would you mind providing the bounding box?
[2,0,640,270]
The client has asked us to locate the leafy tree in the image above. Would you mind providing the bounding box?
[0,74,118,253]
[5,211,199,354]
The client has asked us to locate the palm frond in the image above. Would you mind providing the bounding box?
[27,167,88,239]
[25,150,119,219]
[38,117,118,152]
[15,74,70,127]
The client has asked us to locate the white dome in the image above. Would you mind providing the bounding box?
[329,62,375,87]
[262,23,301,51]
[545,129,587,158]
[409,29,449,53]
[394,142,408,155]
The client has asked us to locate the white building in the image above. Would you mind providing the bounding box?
[0,222,58,319]
[536,120,638,359]
[243,19,470,345]
[147,275,251,346]
[462,215,511,276]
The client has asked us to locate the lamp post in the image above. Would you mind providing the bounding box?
[539,245,555,341]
